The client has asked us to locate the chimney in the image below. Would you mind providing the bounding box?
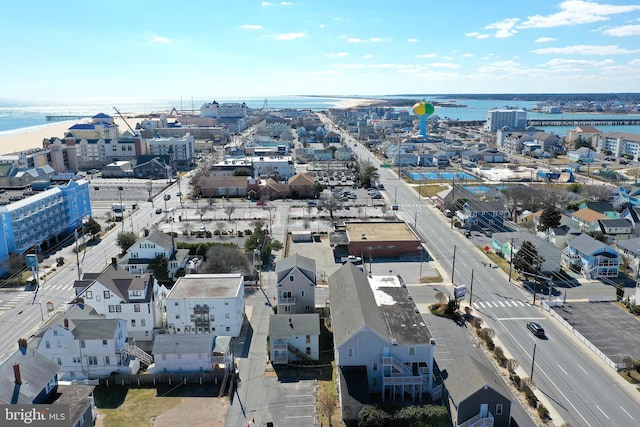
[63,318,69,329]
[111,257,118,269]
[18,338,27,350]
[13,363,22,385]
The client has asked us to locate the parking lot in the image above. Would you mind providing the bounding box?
[551,301,640,363]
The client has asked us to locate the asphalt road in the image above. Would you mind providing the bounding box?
[341,124,640,427]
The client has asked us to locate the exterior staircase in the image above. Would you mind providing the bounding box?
[123,344,153,367]
[287,343,314,364]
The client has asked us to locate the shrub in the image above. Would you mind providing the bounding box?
[633,359,640,373]
[486,337,495,351]
[494,346,507,367]
[523,385,538,408]
[511,374,521,388]
[537,405,550,420]
[473,318,483,329]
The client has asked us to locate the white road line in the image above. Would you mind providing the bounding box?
[496,317,545,321]
[557,364,568,376]
[285,415,313,419]
[596,405,609,419]
[498,301,505,307]
[620,406,634,419]
[503,301,512,307]
[578,365,589,375]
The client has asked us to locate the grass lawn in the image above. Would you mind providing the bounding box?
[94,385,182,427]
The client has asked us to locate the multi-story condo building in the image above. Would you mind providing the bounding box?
[275,254,316,314]
[164,274,245,337]
[1,145,78,177]
[148,134,195,169]
[251,156,296,180]
[200,101,248,119]
[485,108,527,132]
[67,113,119,140]
[74,259,163,342]
[597,131,640,159]
[0,179,91,275]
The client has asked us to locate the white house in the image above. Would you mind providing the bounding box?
[35,307,144,380]
[121,230,190,278]
[164,274,245,337]
[275,254,316,315]
[268,314,320,365]
[74,259,163,342]
[329,263,437,421]
[148,334,232,374]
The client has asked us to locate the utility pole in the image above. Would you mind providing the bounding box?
[74,228,81,281]
[450,179,455,229]
[451,245,457,285]
[508,239,513,282]
[531,343,537,382]
[469,269,474,304]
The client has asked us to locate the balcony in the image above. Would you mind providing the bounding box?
[279,297,296,305]
[458,411,494,427]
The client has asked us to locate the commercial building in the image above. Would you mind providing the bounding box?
[485,108,527,132]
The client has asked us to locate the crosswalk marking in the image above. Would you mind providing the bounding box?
[473,300,531,310]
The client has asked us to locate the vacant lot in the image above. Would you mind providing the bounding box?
[95,384,228,427]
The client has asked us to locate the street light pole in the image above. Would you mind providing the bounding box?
[418,244,423,283]
[531,343,537,381]
[118,186,124,233]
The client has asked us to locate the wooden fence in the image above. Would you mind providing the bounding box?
[100,372,225,387]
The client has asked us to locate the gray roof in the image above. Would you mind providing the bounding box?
[328,263,432,348]
[94,262,153,302]
[168,274,243,299]
[55,385,95,426]
[71,318,121,340]
[269,313,320,339]
[443,355,511,404]
[329,263,390,347]
[568,233,617,256]
[144,230,175,249]
[580,201,614,213]
[615,237,640,256]
[152,334,230,355]
[598,218,632,229]
[276,253,316,276]
[0,346,59,404]
[492,231,562,273]
[464,199,507,213]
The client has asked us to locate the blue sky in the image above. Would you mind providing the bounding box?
[2,0,640,99]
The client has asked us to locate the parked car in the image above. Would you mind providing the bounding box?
[527,322,545,337]
[155,208,163,214]
[341,255,362,264]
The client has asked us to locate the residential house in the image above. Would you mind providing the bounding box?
[597,218,633,240]
[444,355,512,427]
[268,314,320,365]
[548,225,582,249]
[74,259,163,342]
[561,233,620,279]
[614,237,640,277]
[567,146,596,163]
[457,200,509,232]
[148,334,232,374]
[35,307,143,380]
[492,232,562,276]
[0,339,59,404]
[571,208,608,232]
[164,274,245,337]
[618,185,640,208]
[121,230,190,279]
[621,206,640,234]
[275,254,316,314]
[329,264,436,421]
[578,201,618,218]
[434,185,478,213]
[133,156,172,179]
[55,384,97,427]
[101,160,133,178]
[532,132,564,154]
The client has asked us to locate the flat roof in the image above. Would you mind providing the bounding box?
[167,274,243,299]
[346,221,418,242]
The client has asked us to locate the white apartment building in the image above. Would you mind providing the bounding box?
[164,274,245,337]
[148,133,195,164]
[251,156,296,180]
[598,131,640,159]
[485,108,527,132]
[200,101,248,118]
[74,259,163,342]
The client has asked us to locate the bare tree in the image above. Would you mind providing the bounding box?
[181,222,193,236]
[199,206,208,222]
[317,387,337,427]
[319,193,341,219]
[200,245,251,274]
[224,206,236,220]
[215,221,227,236]
[582,184,614,202]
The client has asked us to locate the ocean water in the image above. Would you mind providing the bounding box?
[1,95,639,137]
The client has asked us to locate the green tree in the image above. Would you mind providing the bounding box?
[148,254,170,284]
[84,217,102,239]
[358,405,392,427]
[244,221,283,265]
[360,165,379,188]
[513,240,544,274]
[233,167,251,176]
[537,205,562,232]
[116,232,137,253]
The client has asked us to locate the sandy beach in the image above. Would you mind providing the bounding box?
[0,99,378,156]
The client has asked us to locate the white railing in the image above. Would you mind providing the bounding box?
[458,411,494,427]
[383,375,423,385]
[382,356,412,375]
[279,297,296,305]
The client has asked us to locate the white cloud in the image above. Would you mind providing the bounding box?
[347,37,364,43]
[240,24,263,30]
[545,58,615,68]
[275,32,305,40]
[346,37,387,43]
[461,53,474,58]
[485,18,519,38]
[370,37,384,43]
[532,44,639,55]
[430,63,460,69]
[262,1,293,6]
[535,37,556,43]
[519,0,640,29]
[417,53,437,58]
[327,52,348,57]
[629,59,640,65]
[363,54,373,59]
[602,24,640,36]
[466,32,490,39]
[407,38,419,43]
[152,36,171,44]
